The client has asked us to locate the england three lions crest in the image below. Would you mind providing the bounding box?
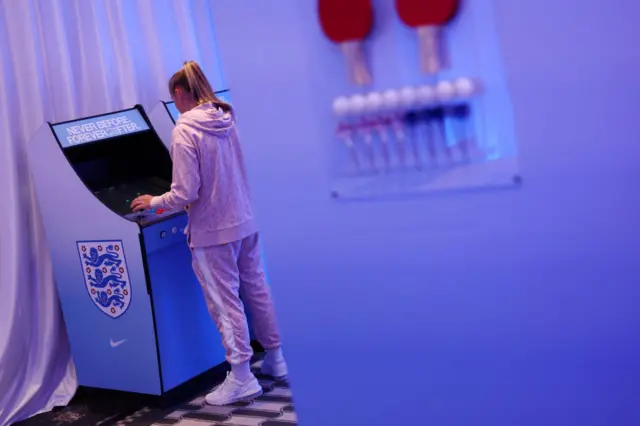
[77,240,131,319]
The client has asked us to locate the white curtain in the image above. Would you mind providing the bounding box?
[0,1,225,424]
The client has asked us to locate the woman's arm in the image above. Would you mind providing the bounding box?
[150,133,200,211]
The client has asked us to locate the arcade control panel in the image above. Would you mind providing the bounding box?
[123,207,184,227]
[93,179,167,213]
[92,178,183,226]
[92,181,184,227]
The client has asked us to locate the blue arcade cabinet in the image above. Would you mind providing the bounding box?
[27,106,227,395]
[148,90,261,341]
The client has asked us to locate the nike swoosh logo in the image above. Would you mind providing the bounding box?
[109,339,127,348]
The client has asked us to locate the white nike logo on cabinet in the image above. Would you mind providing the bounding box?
[109,338,127,348]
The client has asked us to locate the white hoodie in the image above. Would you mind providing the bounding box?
[151,102,257,247]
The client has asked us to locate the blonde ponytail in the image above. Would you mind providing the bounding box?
[169,61,231,113]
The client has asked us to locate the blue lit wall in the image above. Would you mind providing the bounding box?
[212,0,640,425]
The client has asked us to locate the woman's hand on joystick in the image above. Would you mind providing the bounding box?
[131,194,153,212]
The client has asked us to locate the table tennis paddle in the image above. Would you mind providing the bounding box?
[395,0,459,74]
[318,0,374,86]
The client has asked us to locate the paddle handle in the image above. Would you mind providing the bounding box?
[417,25,441,74]
[337,125,361,168]
[390,116,406,165]
[373,118,391,167]
[341,41,372,86]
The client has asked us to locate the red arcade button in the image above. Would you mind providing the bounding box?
[156,209,165,215]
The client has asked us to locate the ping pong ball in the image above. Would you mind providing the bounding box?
[399,86,417,110]
[436,81,456,102]
[364,92,383,114]
[381,90,400,111]
[348,94,367,115]
[416,85,437,106]
[332,96,350,117]
[453,78,477,98]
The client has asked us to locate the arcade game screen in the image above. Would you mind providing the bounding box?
[166,101,180,123]
[52,108,173,219]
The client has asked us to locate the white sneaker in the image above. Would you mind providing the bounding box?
[261,357,288,380]
[205,372,263,406]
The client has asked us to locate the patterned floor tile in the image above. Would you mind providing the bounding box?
[264,388,292,398]
[245,401,289,412]
[215,415,265,425]
[277,412,297,422]
[255,394,292,404]
[167,419,213,426]
[16,354,291,426]
[166,410,190,420]
[257,379,289,390]
[198,405,238,416]
[182,411,230,423]
[160,374,298,426]
[178,404,206,411]
[20,356,297,426]
[229,409,281,419]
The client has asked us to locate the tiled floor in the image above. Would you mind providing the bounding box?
[150,360,297,426]
[16,357,296,426]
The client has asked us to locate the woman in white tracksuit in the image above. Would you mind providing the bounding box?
[132,61,288,406]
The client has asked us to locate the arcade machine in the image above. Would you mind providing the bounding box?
[148,90,260,342]
[27,106,227,395]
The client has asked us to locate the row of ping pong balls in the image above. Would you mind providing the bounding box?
[332,78,480,117]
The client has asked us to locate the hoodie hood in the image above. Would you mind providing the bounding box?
[176,102,233,135]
